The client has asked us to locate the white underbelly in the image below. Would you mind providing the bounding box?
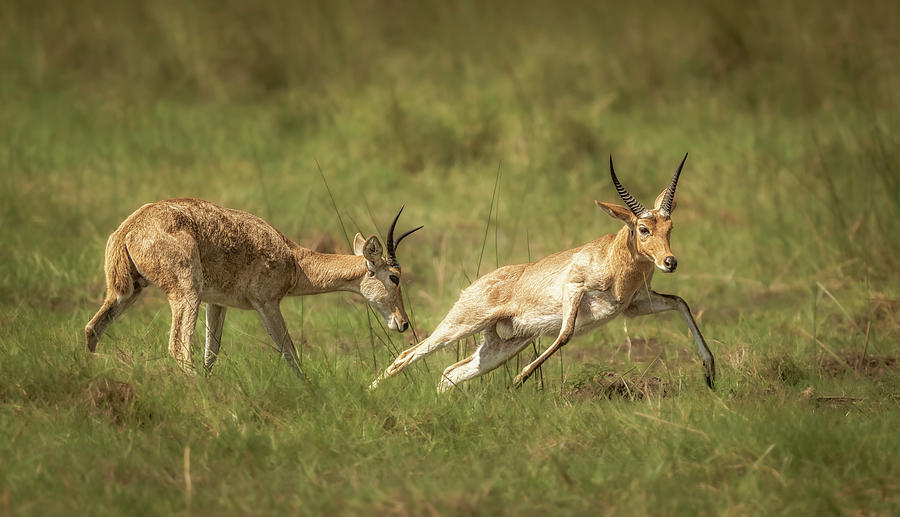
[502,290,622,339]
[574,290,621,333]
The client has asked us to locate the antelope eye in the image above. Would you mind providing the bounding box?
[389,275,400,285]
[638,226,650,236]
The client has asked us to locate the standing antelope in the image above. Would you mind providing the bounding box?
[372,155,715,392]
[84,198,421,373]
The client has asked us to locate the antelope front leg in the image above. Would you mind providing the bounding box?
[204,303,227,371]
[513,289,584,388]
[625,291,715,388]
[252,301,302,373]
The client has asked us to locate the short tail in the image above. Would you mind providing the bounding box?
[104,228,137,300]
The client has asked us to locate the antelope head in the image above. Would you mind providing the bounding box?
[353,206,423,332]
[595,154,687,273]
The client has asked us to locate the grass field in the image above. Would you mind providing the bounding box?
[1,1,899,514]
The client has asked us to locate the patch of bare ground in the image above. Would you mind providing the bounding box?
[813,394,862,407]
[85,378,136,425]
[819,352,897,380]
[566,364,670,401]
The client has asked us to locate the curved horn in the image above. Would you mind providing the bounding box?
[660,153,687,216]
[385,205,403,262]
[385,206,422,266]
[609,156,647,217]
[394,225,423,250]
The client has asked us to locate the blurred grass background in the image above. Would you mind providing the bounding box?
[1,0,898,514]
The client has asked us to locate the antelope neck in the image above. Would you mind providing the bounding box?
[291,249,369,295]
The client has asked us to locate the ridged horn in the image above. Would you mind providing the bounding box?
[385,206,422,266]
[660,153,687,216]
[609,156,648,218]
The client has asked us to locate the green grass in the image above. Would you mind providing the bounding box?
[1,0,899,514]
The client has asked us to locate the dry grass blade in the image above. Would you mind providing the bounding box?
[476,161,502,278]
[816,282,866,338]
[315,159,351,249]
[184,445,192,511]
[797,327,865,380]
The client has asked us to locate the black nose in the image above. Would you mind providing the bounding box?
[399,321,409,332]
[664,256,677,271]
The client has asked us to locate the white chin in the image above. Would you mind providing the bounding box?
[387,318,398,331]
[656,264,673,273]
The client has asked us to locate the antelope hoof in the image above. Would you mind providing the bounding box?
[704,362,716,390]
[85,327,97,352]
[512,371,529,388]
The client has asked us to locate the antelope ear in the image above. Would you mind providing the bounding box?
[353,233,368,256]
[595,201,635,225]
[362,235,383,265]
[653,189,677,213]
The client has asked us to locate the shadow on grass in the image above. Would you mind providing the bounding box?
[565,363,670,401]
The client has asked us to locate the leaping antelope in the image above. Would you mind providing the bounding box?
[84,198,421,373]
[372,155,715,392]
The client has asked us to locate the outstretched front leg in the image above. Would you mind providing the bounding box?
[624,290,715,388]
[513,286,584,388]
[370,322,485,389]
[370,295,493,389]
